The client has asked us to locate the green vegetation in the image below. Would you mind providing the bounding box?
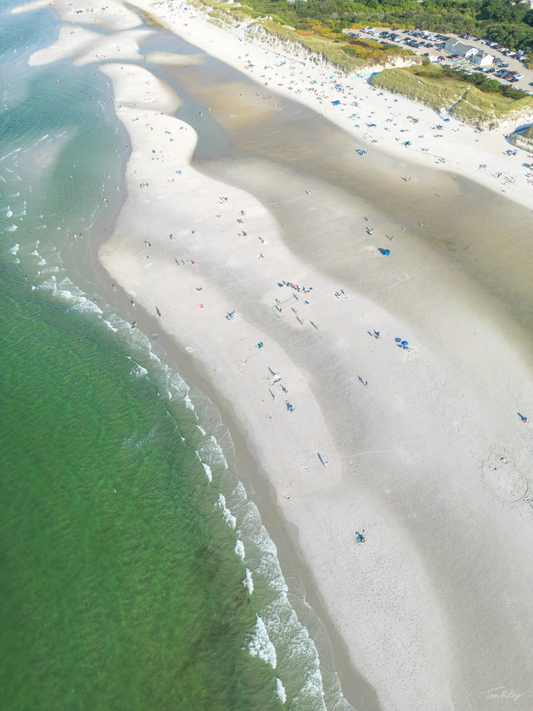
[523,125,533,139]
[371,64,533,123]
[259,21,370,69]
[451,83,533,121]
[194,0,415,69]
[218,0,533,54]
[414,62,526,97]
[371,65,466,109]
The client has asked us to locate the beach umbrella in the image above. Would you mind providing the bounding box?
[383,249,390,256]
[401,340,409,347]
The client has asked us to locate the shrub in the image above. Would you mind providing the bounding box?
[479,79,500,92]
[500,85,526,99]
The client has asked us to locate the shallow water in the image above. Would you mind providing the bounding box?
[140,29,533,709]
[0,6,288,710]
[166,58,533,364]
[0,262,283,711]
[0,1,372,708]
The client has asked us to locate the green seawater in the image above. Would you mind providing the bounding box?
[0,262,281,711]
[0,6,281,710]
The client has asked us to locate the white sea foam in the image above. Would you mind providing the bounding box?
[127,359,148,378]
[6,208,13,218]
[194,436,229,483]
[37,276,102,315]
[9,243,19,254]
[235,538,245,559]
[103,319,118,332]
[276,678,287,704]
[225,480,334,709]
[6,224,17,231]
[248,615,277,669]
[216,493,236,530]
[243,567,254,594]
[6,245,345,709]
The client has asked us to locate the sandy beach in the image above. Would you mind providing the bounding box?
[14,0,533,708]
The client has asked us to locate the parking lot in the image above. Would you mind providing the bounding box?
[353,27,533,94]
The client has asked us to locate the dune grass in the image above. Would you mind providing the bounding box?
[371,67,465,110]
[192,0,410,72]
[524,125,533,139]
[371,66,533,124]
[258,21,365,70]
[452,86,533,122]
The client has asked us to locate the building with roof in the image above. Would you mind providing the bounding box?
[444,38,477,57]
[444,38,493,66]
[470,49,493,66]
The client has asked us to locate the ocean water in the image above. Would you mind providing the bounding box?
[0,262,282,710]
[0,3,355,710]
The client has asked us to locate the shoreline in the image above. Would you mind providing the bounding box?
[13,1,533,708]
[86,215,377,711]
[129,0,533,210]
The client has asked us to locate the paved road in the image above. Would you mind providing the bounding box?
[357,27,533,93]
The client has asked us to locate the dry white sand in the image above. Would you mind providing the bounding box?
[15,0,533,708]
[96,62,533,711]
[132,0,533,209]
[13,0,142,29]
[28,25,154,66]
[97,63,453,709]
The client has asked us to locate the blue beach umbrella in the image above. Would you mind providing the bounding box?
[383,249,390,256]
[401,340,409,347]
